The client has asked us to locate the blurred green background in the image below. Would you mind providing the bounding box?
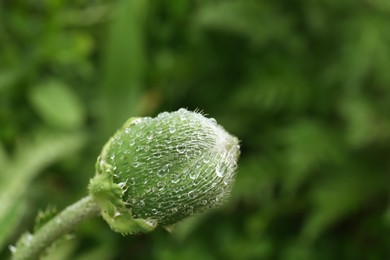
[1,0,390,259]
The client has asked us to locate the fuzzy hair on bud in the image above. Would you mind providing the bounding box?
[89,108,240,234]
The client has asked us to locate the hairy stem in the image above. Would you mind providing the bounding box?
[12,196,100,260]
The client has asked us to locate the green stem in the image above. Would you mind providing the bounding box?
[12,196,101,260]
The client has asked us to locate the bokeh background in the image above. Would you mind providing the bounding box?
[1,0,390,259]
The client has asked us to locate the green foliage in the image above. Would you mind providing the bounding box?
[1,0,390,259]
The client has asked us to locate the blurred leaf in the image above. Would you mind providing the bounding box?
[29,80,86,130]
[0,142,7,168]
[34,206,58,232]
[99,0,149,136]
[339,96,390,147]
[0,69,21,92]
[0,199,26,251]
[42,32,94,66]
[74,244,115,260]
[302,172,386,241]
[195,0,294,46]
[171,214,208,242]
[40,236,77,260]
[280,121,345,193]
[0,132,86,251]
[330,14,390,91]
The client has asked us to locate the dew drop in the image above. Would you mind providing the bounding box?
[192,179,200,186]
[157,182,165,190]
[129,177,135,185]
[169,126,176,133]
[131,118,143,125]
[156,127,163,134]
[188,190,196,199]
[158,112,169,118]
[189,171,199,180]
[176,144,186,154]
[186,207,194,215]
[118,182,127,189]
[132,162,141,168]
[114,211,122,218]
[153,152,162,158]
[210,118,217,124]
[171,174,180,183]
[139,200,145,207]
[216,162,224,177]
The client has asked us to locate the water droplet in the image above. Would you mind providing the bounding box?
[188,190,196,199]
[176,144,186,154]
[118,182,127,189]
[132,162,140,168]
[169,126,176,133]
[158,112,169,118]
[157,182,165,190]
[147,133,153,140]
[131,118,143,125]
[139,200,145,207]
[170,207,178,213]
[192,178,200,186]
[152,208,158,214]
[216,162,224,177]
[174,187,180,193]
[156,127,163,134]
[129,177,135,185]
[153,152,162,158]
[186,207,194,215]
[171,174,180,183]
[114,211,122,218]
[189,171,199,180]
[210,118,217,124]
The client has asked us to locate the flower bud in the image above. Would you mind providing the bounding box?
[89,108,240,234]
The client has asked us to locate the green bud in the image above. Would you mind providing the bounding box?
[89,108,240,234]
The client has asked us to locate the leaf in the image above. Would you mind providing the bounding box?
[279,121,345,193]
[99,0,149,136]
[195,1,294,46]
[40,236,77,260]
[301,172,386,241]
[0,199,27,251]
[0,132,86,251]
[34,206,58,232]
[29,80,86,130]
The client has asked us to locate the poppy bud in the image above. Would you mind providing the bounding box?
[89,109,240,234]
